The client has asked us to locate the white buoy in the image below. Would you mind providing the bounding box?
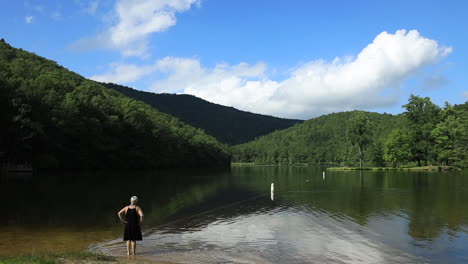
[271,183,275,201]
[323,171,325,180]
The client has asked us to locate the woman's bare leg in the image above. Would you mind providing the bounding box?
[131,241,136,255]
[126,241,131,255]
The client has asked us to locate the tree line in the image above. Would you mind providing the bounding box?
[0,39,230,169]
[385,95,467,167]
[232,96,468,168]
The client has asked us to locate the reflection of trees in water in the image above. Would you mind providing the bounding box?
[231,166,468,240]
[0,168,232,228]
[3,166,468,242]
[407,173,468,241]
[143,186,274,236]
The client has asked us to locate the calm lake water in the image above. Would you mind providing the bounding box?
[2,167,468,263]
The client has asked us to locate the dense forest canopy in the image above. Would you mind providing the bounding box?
[100,82,303,145]
[0,39,230,169]
[232,97,468,168]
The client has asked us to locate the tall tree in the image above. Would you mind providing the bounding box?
[431,103,465,166]
[403,95,441,166]
[456,102,468,167]
[347,111,374,168]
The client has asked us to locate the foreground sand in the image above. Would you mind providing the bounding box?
[57,258,176,264]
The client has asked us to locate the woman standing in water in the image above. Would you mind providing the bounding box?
[118,196,144,255]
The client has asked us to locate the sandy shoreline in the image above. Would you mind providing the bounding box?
[58,258,176,264]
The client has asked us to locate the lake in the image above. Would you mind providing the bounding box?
[1,167,468,263]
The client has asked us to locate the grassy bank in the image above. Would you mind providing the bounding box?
[231,162,312,166]
[327,166,462,171]
[231,163,463,171]
[0,251,116,264]
[231,162,257,166]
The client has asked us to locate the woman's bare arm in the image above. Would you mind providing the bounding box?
[117,206,128,223]
[137,206,144,224]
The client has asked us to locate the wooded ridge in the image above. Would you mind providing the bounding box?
[0,39,230,169]
[100,82,303,145]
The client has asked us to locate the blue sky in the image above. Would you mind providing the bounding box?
[1,0,467,119]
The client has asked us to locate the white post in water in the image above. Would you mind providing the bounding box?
[271,183,275,201]
[323,171,325,180]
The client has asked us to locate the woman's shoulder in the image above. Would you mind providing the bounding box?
[118,205,129,214]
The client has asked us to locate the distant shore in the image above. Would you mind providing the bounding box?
[231,162,462,171]
[327,166,462,171]
[231,163,463,171]
[231,162,322,166]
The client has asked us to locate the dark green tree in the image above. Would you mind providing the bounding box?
[384,129,411,167]
[347,111,374,168]
[370,142,386,167]
[403,95,441,166]
[431,103,465,166]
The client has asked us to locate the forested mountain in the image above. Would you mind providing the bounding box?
[0,39,230,169]
[100,82,303,145]
[232,97,468,168]
[232,111,407,165]
[1,39,465,170]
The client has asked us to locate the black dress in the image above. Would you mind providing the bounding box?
[123,207,142,241]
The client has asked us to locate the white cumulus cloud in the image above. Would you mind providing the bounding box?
[151,30,451,118]
[72,0,199,57]
[152,58,275,107]
[91,30,451,119]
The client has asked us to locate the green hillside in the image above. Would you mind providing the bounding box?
[233,97,468,168]
[100,82,303,145]
[232,111,407,165]
[0,39,230,169]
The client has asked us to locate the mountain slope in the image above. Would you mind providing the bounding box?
[100,82,303,145]
[232,111,407,165]
[0,39,230,169]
